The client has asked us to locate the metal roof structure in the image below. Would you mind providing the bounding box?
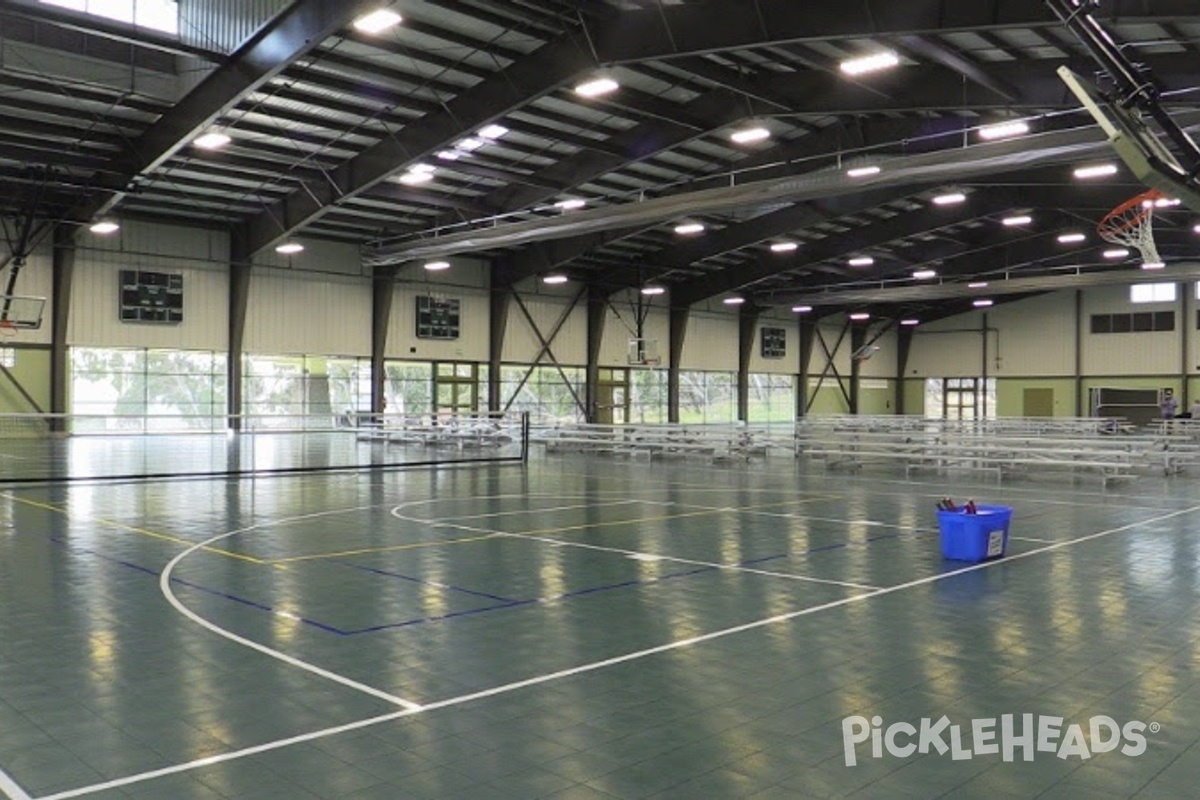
[2,0,1199,324]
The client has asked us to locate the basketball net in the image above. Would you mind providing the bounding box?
[1097,188,1164,266]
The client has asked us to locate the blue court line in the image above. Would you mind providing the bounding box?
[47,536,348,635]
[335,560,522,603]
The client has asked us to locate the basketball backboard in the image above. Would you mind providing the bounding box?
[0,295,45,330]
[1058,65,1200,214]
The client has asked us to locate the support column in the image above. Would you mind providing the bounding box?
[372,263,399,415]
[227,237,251,430]
[50,225,75,430]
[667,305,689,423]
[1074,289,1084,416]
[981,312,989,418]
[896,325,914,415]
[797,321,815,419]
[849,325,866,415]
[584,286,607,423]
[737,306,760,422]
[488,272,512,413]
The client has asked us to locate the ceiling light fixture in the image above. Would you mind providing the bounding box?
[641,286,666,296]
[848,312,871,321]
[399,165,434,185]
[723,296,746,305]
[967,281,989,289]
[770,241,799,253]
[848,256,874,267]
[792,305,813,313]
[973,299,994,308]
[978,120,1031,140]
[1074,163,1119,179]
[1103,248,1130,259]
[1057,232,1086,244]
[352,9,402,34]
[730,126,771,145]
[424,261,450,271]
[847,165,881,178]
[1141,261,1166,270]
[275,242,303,255]
[193,131,231,150]
[1002,215,1033,226]
[932,192,967,206]
[543,274,569,285]
[840,51,900,76]
[1194,223,1200,234]
[89,220,119,235]
[555,198,586,211]
[912,269,937,280]
[575,77,619,98]
[455,138,485,152]
[477,123,509,140]
[900,319,920,326]
[436,150,461,161]
[674,222,705,235]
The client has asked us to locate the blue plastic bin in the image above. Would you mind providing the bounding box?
[937,505,1013,562]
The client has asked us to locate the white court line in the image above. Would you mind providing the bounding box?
[0,766,31,800]
[406,499,646,523]
[1010,535,1055,543]
[412,508,882,590]
[37,502,1200,800]
[159,521,423,712]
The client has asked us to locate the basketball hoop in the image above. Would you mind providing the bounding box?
[1098,188,1164,265]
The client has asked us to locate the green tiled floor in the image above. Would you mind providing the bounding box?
[2,454,1200,798]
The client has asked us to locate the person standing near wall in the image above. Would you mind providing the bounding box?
[1161,388,1179,419]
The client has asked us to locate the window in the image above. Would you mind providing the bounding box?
[243,355,371,429]
[1130,283,1176,303]
[747,374,796,423]
[40,0,178,34]
[1091,312,1174,334]
[678,371,736,425]
[71,347,226,431]
[500,365,584,423]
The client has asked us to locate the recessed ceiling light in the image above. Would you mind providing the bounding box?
[455,137,485,152]
[1103,248,1130,259]
[555,198,586,211]
[900,318,920,326]
[477,123,508,140]
[353,9,402,34]
[792,305,813,313]
[1057,232,1086,244]
[275,242,303,255]
[770,241,799,253]
[973,299,994,307]
[641,286,666,296]
[436,150,461,161]
[193,131,231,150]
[840,51,900,76]
[849,312,871,321]
[424,261,450,271]
[912,269,937,280]
[847,165,881,178]
[848,256,874,267]
[89,220,119,234]
[1141,261,1166,270]
[1002,215,1033,226]
[968,281,989,289]
[399,169,434,185]
[543,274,568,285]
[730,126,771,145]
[674,222,705,235]
[932,192,966,206]
[575,77,619,98]
[978,120,1031,140]
[1073,163,1119,179]
[723,296,745,305]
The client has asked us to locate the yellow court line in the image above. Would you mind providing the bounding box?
[6,494,264,565]
[269,532,502,564]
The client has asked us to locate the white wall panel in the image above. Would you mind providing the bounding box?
[987,292,1075,376]
[681,312,738,371]
[1081,284,1180,375]
[860,327,897,378]
[253,238,365,276]
[503,292,587,364]
[245,272,370,356]
[68,221,230,350]
[906,311,990,377]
